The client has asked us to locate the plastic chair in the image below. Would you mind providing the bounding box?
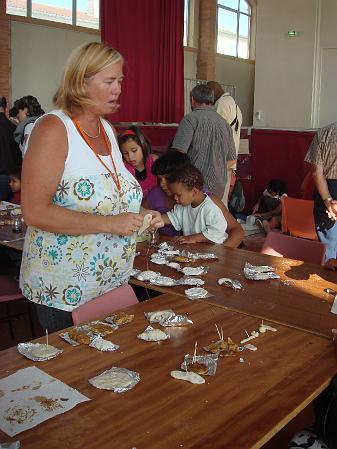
[261,232,326,265]
[281,196,318,240]
[0,275,35,339]
[72,284,139,325]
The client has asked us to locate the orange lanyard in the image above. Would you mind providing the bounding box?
[73,118,121,192]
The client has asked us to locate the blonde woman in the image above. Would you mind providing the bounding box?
[20,42,161,331]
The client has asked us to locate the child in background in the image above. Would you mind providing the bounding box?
[118,126,158,199]
[159,164,228,244]
[9,167,21,205]
[251,179,287,233]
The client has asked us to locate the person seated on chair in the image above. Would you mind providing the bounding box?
[158,164,228,244]
[143,150,244,247]
[9,166,21,205]
[251,179,287,234]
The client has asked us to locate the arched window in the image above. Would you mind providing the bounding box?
[6,0,99,30]
[217,0,252,59]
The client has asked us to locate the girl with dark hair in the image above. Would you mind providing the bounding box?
[13,95,45,156]
[118,126,158,198]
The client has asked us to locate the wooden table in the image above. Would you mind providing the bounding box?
[0,294,336,449]
[132,240,337,338]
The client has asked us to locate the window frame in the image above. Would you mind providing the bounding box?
[216,0,252,60]
[6,0,100,31]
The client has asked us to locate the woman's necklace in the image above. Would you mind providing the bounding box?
[82,123,101,139]
[73,117,121,193]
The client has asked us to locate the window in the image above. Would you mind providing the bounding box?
[217,0,251,59]
[6,0,100,30]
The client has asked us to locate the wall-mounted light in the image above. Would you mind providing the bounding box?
[287,29,298,37]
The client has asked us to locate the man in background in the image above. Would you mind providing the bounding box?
[304,122,337,268]
[0,96,22,200]
[207,81,242,206]
[172,84,236,199]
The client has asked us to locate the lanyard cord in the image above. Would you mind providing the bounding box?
[73,118,121,192]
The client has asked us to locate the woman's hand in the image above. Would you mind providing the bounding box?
[109,212,144,236]
[140,208,165,230]
[326,200,337,221]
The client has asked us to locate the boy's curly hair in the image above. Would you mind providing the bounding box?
[167,164,204,190]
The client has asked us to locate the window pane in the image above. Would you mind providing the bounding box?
[77,0,99,29]
[239,0,251,14]
[6,0,27,17]
[32,0,72,25]
[238,13,249,59]
[217,8,237,56]
[183,0,189,46]
[218,0,239,10]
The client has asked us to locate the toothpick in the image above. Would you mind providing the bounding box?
[193,341,198,364]
[46,329,48,347]
[215,324,221,340]
[261,319,264,328]
[244,329,250,338]
[220,327,224,341]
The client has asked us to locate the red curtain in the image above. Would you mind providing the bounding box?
[101,0,184,124]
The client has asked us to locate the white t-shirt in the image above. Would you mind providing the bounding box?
[167,195,228,244]
[20,122,34,156]
[215,93,242,156]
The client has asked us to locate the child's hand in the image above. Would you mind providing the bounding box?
[176,235,198,244]
[325,258,337,271]
[149,210,164,229]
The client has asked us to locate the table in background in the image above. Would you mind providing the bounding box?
[132,239,337,338]
[0,224,25,251]
[0,293,336,449]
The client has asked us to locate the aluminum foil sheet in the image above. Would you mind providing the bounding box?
[184,287,210,299]
[150,254,167,265]
[218,277,243,291]
[86,321,118,336]
[135,270,159,281]
[59,332,80,346]
[137,325,170,341]
[89,335,119,352]
[181,266,207,276]
[149,275,176,286]
[144,310,175,323]
[181,354,218,376]
[89,367,140,393]
[244,262,280,280]
[105,311,134,326]
[130,268,141,277]
[160,314,193,327]
[17,343,63,362]
[178,276,205,286]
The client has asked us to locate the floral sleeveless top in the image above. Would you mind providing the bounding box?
[20,110,142,312]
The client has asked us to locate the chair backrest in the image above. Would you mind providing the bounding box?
[0,275,24,302]
[281,196,318,240]
[261,232,326,265]
[72,284,138,325]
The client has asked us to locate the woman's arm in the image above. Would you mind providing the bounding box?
[210,194,244,248]
[22,115,144,236]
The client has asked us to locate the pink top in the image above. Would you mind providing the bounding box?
[124,154,157,199]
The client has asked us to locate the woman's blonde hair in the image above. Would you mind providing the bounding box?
[53,42,123,115]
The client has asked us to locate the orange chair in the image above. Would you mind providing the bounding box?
[281,196,318,240]
[261,232,326,265]
[72,283,138,325]
[0,275,35,339]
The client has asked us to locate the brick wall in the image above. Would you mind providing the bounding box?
[0,1,10,103]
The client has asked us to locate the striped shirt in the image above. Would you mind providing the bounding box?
[172,105,236,198]
[305,122,337,179]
